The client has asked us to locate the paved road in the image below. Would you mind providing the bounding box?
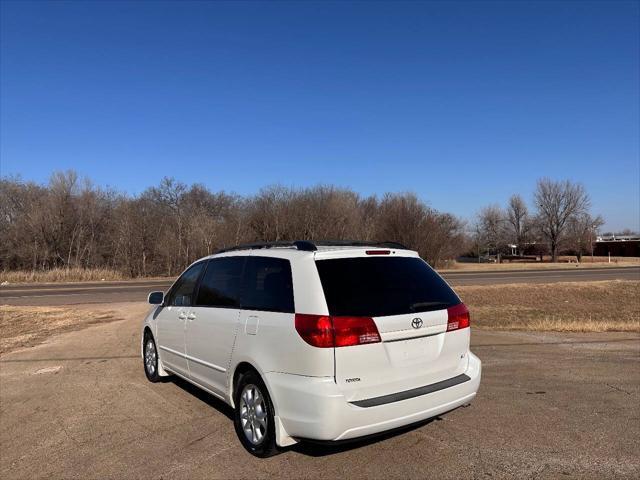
[1,266,638,306]
[443,265,640,285]
[1,302,638,479]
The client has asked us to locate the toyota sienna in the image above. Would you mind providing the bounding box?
[141,241,481,457]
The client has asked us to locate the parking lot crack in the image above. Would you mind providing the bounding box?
[606,383,632,395]
[185,430,215,448]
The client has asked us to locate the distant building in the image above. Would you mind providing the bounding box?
[593,235,640,257]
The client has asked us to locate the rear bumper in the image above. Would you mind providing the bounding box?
[266,351,481,443]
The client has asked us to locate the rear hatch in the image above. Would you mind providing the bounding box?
[315,252,470,403]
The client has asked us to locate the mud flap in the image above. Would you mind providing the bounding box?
[274,415,298,447]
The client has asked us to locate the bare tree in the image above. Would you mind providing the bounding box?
[566,213,604,262]
[477,205,507,259]
[421,212,466,267]
[0,177,46,270]
[534,178,590,262]
[374,193,466,267]
[505,194,530,255]
[8,171,602,276]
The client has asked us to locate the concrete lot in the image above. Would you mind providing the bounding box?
[1,302,639,479]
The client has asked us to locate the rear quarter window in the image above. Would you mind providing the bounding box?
[240,257,294,313]
[315,256,460,317]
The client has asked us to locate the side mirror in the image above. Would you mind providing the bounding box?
[148,291,164,305]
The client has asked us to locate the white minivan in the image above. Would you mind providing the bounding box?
[141,241,481,457]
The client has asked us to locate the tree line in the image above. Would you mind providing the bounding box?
[0,171,465,276]
[473,178,603,262]
[0,172,607,277]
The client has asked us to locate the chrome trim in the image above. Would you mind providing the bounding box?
[185,353,226,373]
[383,331,442,343]
[158,345,183,357]
[158,345,227,373]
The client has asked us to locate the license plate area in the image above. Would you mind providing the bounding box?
[384,333,444,367]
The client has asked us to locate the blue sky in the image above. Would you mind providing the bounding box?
[1,0,638,231]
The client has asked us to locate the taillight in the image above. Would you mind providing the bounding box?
[332,316,381,346]
[294,314,334,348]
[295,314,381,348]
[447,303,470,332]
[365,250,390,255]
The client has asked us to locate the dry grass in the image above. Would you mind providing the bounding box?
[0,306,121,354]
[457,280,640,332]
[441,257,640,272]
[0,268,126,284]
[574,256,640,264]
[0,282,637,356]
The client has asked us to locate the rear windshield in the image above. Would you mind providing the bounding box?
[315,257,460,317]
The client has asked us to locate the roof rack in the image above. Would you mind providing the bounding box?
[215,241,317,254]
[215,240,408,254]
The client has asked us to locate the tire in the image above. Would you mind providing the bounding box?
[233,370,279,457]
[143,332,161,383]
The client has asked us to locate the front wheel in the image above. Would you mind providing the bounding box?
[143,333,161,383]
[233,371,278,457]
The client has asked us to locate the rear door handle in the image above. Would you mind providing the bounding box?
[187,313,196,321]
[178,312,187,320]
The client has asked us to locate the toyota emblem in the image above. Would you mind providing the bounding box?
[411,318,423,329]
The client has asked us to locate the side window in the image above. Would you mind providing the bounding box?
[195,257,244,308]
[241,257,294,313]
[168,262,206,307]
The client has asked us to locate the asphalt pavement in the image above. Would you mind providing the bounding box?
[1,302,638,479]
[1,266,638,306]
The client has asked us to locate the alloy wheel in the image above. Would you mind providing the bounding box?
[144,338,157,376]
[239,384,268,445]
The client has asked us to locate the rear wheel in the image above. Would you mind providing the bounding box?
[143,333,161,383]
[234,370,278,457]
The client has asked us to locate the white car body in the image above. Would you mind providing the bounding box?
[141,243,481,449]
